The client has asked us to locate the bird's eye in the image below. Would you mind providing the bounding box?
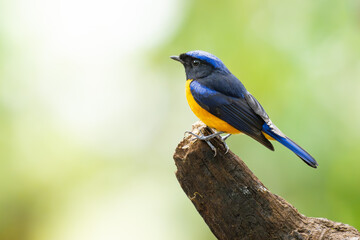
[192,60,200,67]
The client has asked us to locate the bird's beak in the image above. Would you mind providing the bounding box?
[170,55,184,64]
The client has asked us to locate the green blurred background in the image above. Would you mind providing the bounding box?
[0,0,359,239]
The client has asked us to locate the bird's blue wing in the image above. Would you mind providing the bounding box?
[190,79,274,150]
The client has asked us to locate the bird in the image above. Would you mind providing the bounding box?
[171,50,318,168]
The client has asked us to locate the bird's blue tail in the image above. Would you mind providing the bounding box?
[262,123,318,168]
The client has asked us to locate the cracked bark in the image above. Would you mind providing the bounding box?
[173,121,360,240]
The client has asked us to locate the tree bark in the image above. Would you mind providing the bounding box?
[173,121,360,240]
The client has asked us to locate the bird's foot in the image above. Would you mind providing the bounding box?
[185,131,224,141]
[185,130,225,157]
[221,134,232,154]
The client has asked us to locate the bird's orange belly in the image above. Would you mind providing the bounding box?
[185,79,241,134]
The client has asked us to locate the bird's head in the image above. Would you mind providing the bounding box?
[171,50,230,80]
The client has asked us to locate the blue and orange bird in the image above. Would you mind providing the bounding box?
[171,50,318,168]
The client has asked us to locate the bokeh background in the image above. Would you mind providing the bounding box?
[0,0,360,239]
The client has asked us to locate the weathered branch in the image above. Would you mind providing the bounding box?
[173,121,360,240]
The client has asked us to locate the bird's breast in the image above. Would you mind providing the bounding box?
[185,79,241,134]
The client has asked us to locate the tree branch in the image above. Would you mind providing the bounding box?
[173,121,360,240]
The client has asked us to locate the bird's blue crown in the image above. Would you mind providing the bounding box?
[185,50,229,72]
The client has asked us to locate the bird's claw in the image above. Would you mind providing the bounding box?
[184,130,231,156]
[185,130,223,141]
[185,130,219,156]
[222,133,231,141]
[205,140,217,157]
[223,141,230,154]
[221,134,231,154]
